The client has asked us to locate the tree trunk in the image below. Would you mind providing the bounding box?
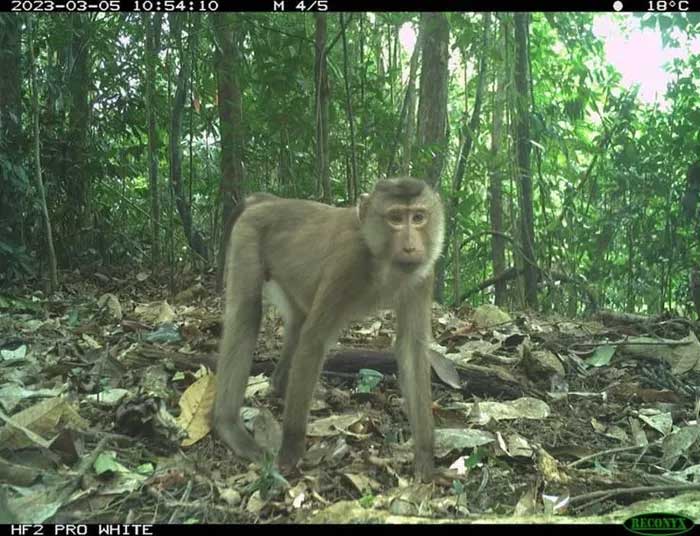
[340,13,358,203]
[145,14,162,267]
[680,160,700,317]
[28,17,58,292]
[490,16,507,306]
[0,16,21,136]
[169,14,208,262]
[626,198,636,312]
[314,14,331,202]
[415,13,449,188]
[415,13,449,302]
[67,15,92,251]
[681,161,700,220]
[513,13,537,309]
[0,14,23,275]
[213,13,245,290]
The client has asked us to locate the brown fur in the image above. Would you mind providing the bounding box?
[214,178,445,482]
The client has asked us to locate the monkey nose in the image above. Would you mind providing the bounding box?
[403,246,416,253]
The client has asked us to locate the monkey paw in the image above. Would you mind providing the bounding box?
[414,458,435,483]
[277,452,301,473]
[277,437,305,473]
[216,420,265,461]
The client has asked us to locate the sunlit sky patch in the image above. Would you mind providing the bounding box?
[593,14,700,108]
[399,23,417,55]
[397,15,700,110]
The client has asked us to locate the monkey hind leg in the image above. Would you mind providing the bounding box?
[214,229,266,461]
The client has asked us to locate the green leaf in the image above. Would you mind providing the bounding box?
[359,493,375,508]
[586,345,616,367]
[135,463,155,476]
[465,447,486,469]
[357,369,383,393]
[94,451,123,475]
[144,323,182,344]
[658,14,673,32]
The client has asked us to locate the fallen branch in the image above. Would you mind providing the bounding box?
[567,445,647,469]
[595,310,665,325]
[570,483,700,506]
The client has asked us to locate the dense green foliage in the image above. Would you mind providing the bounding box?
[1,12,699,317]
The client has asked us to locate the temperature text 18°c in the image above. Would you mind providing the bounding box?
[648,0,690,10]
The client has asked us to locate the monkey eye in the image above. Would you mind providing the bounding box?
[412,212,426,224]
[387,211,404,225]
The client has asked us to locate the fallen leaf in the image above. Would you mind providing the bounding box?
[0,384,65,413]
[342,473,382,494]
[144,323,181,344]
[434,428,495,457]
[497,432,533,458]
[472,304,511,328]
[429,349,461,389]
[307,413,365,438]
[639,411,673,436]
[0,398,88,450]
[135,301,176,325]
[246,491,265,515]
[536,447,569,484]
[98,293,123,321]
[585,345,616,367]
[176,373,216,447]
[622,333,700,374]
[448,397,551,425]
[661,425,700,469]
[94,451,130,475]
[245,374,270,398]
[0,345,27,361]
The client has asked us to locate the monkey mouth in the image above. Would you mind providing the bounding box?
[395,260,422,272]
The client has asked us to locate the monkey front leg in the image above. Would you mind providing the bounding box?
[395,277,436,482]
[395,342,435,482]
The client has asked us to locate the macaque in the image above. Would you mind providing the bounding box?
[214,177,445,482]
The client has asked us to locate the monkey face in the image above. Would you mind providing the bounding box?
[359,178,445,276]
[385,205,430,270]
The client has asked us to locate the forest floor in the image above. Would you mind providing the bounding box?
[1,268,700,524]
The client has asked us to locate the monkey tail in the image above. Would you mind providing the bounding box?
[216,199,248,292]
[217,193,279,291]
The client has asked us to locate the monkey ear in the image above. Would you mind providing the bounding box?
[357,193,370,221]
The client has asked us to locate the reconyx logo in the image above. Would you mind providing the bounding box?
[623,513,695,536]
